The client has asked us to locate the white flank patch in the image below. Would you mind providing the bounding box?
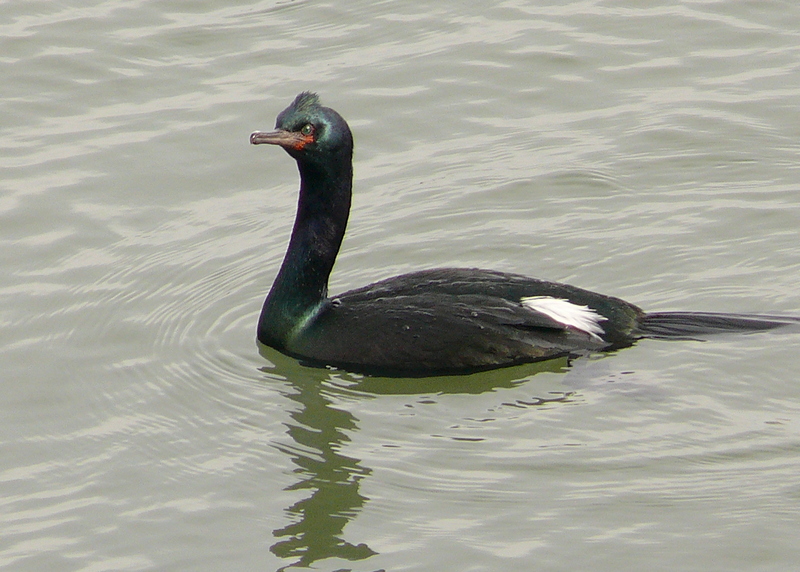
[520,296,607,340]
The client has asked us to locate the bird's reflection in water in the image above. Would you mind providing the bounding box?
[260,344,573,570]
[263,348,375,570]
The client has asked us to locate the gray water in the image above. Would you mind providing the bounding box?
[2,1,800,570]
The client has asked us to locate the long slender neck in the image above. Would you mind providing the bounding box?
[258,153,352,348]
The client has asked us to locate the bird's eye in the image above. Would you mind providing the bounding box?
[300,123,314,136]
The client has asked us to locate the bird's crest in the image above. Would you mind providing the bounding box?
[291,91,320,112]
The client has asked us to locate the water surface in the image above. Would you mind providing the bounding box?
[2,1,800,570]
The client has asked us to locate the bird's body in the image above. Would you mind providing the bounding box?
[251,92,798,376]
[260,267,643,376]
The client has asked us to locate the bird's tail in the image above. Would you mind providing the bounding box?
[635,312,800,340]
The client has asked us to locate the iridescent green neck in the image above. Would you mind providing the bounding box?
[258,158,352,348]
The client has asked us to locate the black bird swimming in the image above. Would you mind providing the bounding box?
[251,92,798,376]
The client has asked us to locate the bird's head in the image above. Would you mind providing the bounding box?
[250,92,353,167]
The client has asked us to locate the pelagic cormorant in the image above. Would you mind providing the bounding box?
[251,92,798,376]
